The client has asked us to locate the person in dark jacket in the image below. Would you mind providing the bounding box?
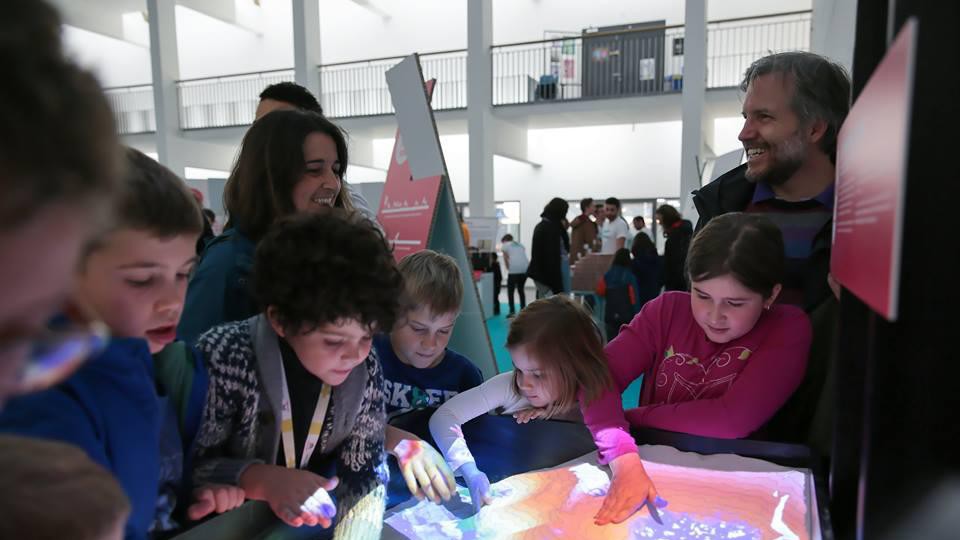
[655,204,693,291]
[596,249,642,339]
[526,198,570,298]
[630,231,662,307]
[690,51,851,452]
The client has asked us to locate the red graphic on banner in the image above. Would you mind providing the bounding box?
[831,20,916,321]
[377,80,443,261]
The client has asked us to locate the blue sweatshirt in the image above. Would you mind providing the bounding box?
[0,338,159,538]
[373,334,483,420]
[0,338,208,540]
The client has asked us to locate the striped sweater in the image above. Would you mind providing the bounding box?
[192,316,388,540]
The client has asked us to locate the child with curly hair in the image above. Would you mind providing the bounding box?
[191,210,403,539]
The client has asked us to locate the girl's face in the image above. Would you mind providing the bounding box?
[291,132,342,213]
[268,312,373,386]
[510,343,555,408]
[690,274,781,344]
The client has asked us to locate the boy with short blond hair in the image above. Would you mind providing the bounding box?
[375,250,483,420]
[0,148,242,540]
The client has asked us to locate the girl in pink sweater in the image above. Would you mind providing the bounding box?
[585,212,812,526]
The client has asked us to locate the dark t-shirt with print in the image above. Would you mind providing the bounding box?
[373,334,483,420]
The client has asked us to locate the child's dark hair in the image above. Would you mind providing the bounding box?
[254,210,402,335]
[506,296,612,418]
[630,232,656,258]
[85,148,203,255]
[225,109,352,240]
[260,82,323,115]
[0,0,121,228]
[687,212,785,298]
[118,148,204,237]
[0,434,130,540]
[612,248,631,268]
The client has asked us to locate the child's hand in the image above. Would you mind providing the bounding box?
[240,464,338,528]
[187,483,246,520]
[594,453,659,525]
[512,407,548,424]
[394,439,457,503]
[459,462,493,514]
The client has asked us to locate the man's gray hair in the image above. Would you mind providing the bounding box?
[741,51,852,162]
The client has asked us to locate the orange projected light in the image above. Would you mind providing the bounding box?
[385,454,813,540]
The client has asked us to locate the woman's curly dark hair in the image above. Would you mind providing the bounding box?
[253,210,402,335]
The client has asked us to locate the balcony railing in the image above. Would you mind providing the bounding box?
[321,49,466,118]
[102,10,810,133]
[491,10,811,106]
[706,12,812,88]
[104,84,155,134]
[177,68,295,130]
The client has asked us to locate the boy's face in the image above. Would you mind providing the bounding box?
[74,229,197,354]
[271,317,373,386]
[390,306,458,369]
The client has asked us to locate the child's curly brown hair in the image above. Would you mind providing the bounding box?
[253,210,402,335]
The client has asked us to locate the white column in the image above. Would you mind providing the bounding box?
[467,0,495,218]
[292,0,322,99]
[146,0,185,176]
[811,0,858,72]
[680,0,708,217]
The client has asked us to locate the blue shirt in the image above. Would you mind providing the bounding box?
[0,338,161,540]
[373,334,483,419]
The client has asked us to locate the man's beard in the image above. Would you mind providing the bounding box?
[745,132,807,186]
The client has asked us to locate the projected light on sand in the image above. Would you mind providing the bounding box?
[385,458,809,540]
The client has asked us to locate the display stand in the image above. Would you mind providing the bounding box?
[378,55,498,380]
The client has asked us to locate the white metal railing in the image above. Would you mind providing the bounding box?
[101,11,811,131]
[320,49,466,118]
[104,84,155,135]
[177,68,294,129]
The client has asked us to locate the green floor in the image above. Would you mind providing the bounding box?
[485,303,642,410]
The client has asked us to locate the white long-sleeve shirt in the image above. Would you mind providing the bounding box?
[428,372,531,472]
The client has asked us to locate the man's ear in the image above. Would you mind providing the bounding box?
[807,118,829,145]
[266,306,286,338]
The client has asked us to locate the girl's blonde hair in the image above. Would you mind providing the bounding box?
[506,296,612,418]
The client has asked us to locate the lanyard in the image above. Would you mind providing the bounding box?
[279,362,331,470]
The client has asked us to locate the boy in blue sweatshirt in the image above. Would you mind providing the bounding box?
[0,149,243,539]
[373,250,484,505]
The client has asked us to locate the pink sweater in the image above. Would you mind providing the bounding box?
[581,291,812,464]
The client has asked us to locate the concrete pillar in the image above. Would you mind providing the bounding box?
[146,0,186,176]
[812,0,858,72]
[292,0,322,99]
[679,0,708,216]
[467,0,495,217]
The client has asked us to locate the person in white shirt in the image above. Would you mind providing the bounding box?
[428,296,631,513]
[500,234,529,318]
[600,197,630,254]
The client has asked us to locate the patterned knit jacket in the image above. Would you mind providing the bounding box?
[192,315,388,540]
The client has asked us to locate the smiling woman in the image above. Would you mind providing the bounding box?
[177,109,355,344]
